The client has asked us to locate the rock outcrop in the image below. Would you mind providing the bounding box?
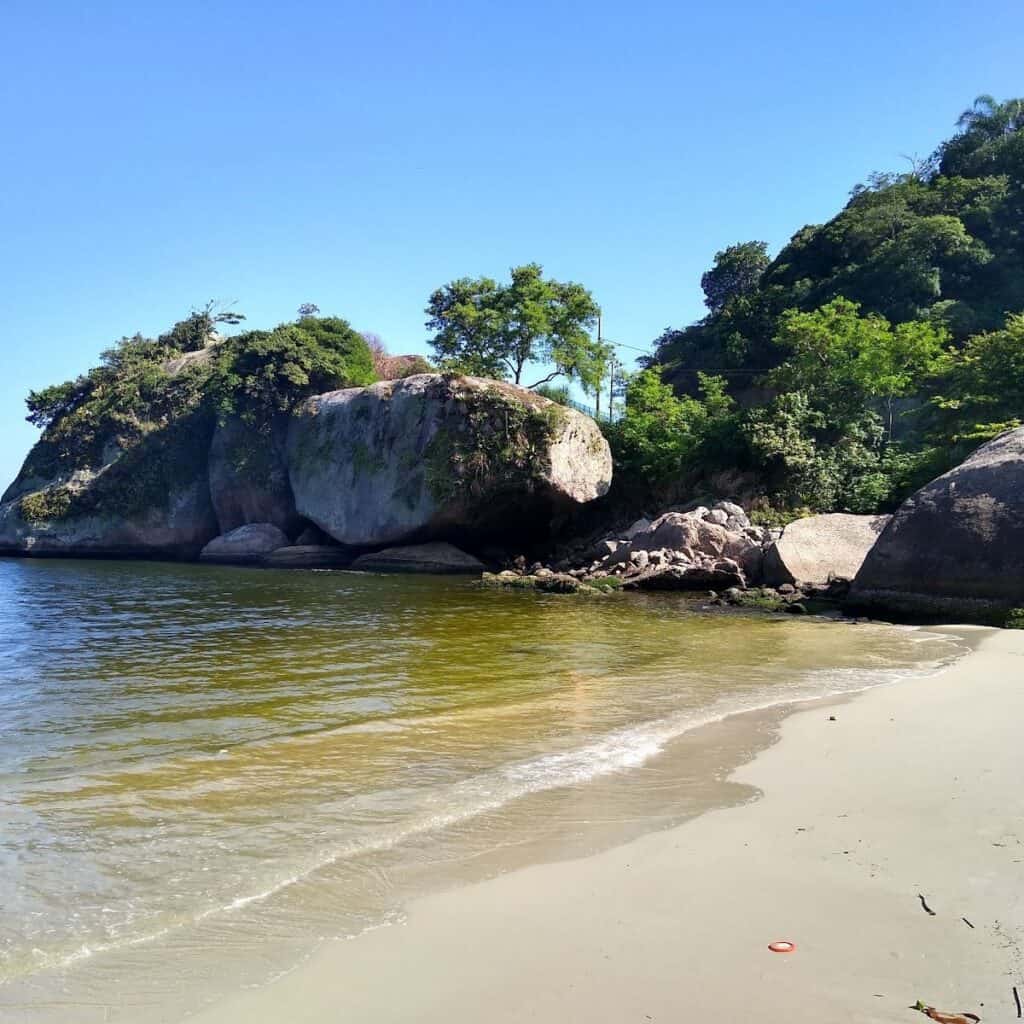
[208,417,301,537]
[261,544,354,569]
[287,375,612,548]
[0,419,219,559]
[199,523,290,564]
[351,542,486,574]
[848,428,1024,619]
[763,513,890,587]
[570,503,768,590]
[1,372,613,564]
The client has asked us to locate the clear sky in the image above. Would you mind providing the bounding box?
[1,1,1021,487]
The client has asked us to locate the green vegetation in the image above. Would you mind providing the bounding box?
[424,384,568,504]
[1005,608,1024,630]
[9,308,377,520]
[615,94,1024,514]
[207,316,376,424]
[12,94,1024,530]
[426,263,607,395]
[531,382,572,405]
[18,486,73,524]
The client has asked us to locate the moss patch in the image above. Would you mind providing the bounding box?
[19,486,73,524]
[350,440,386,477]
[424,384,568,505]
[67,411,214,520]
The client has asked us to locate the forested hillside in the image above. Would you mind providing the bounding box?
[619,95,1024,517]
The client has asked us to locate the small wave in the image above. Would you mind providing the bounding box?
[6,639,963,983]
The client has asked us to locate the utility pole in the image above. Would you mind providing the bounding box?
[594,315,602,420]
[608,353,617,421]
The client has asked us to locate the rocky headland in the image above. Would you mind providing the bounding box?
[3,332,1023,628]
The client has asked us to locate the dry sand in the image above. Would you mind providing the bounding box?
[193,626,1024,1023]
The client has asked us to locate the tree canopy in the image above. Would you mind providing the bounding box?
[608,96,1024,516]
[700,241,770,314]
[426,263,603,390]
[14,309,377,496]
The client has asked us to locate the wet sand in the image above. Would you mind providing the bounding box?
[191,625,1024,1023]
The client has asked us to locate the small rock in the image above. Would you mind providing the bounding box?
[622,517,652,540]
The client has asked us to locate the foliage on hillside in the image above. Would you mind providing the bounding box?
[618,95,1024,514]
[6,312,376,509]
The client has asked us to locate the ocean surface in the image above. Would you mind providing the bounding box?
[0,557,963,1021]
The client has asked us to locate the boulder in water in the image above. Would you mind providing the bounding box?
[287,374,612,548]
[199,523,290,564]
[0,417,218,560]
[261,544,354,569]
[763,513,890,587]
[351,542,485,574]
[207,417,301,538]
[848,427,1024,619]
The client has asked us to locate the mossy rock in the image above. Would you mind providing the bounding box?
[287,374,612,548]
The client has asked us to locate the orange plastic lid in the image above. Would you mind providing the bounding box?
[768,941,796,953]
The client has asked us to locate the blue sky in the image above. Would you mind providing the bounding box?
[1,1,1021,487]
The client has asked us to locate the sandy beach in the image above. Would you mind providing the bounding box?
[189,626,1024,1023]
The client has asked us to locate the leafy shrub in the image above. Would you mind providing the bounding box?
[604,369,733,483]
[532,383,571,405]
[208,317,376,423]
[1005,608,1024,629]
[19,487,73,523]
[13,311,378,522]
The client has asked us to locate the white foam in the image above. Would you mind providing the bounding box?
[7,635,966,983]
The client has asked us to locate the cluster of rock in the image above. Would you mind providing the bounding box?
[486,503,895,610]
[0,374,613,565]
[5,345,1023,626]
[711,578,854,615]
[556,502,770,590]
[198,526,486,574]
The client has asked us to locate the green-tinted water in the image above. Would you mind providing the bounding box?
[0,558,962,1021]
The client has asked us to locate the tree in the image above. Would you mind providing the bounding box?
[769,298,948,436]
[25,378,92,430]
[955,94,1024,138]
[607,368,733,481]
[939,94,1024,176]
[297,303,320,319]
[700,241,770,314]
[426,263,602,388]
[159,301,246,352]
[932,313,1024,442]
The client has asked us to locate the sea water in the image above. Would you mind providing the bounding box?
[0,558,963,1021]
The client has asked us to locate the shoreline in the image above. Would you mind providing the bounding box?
[188,625,1024,1023]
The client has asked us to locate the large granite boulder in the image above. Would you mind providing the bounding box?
[261,544,354,569]
[848,427,1024,619]
[199,522,290,564]
[208,416,301,537]
[351,542,485,574]
[763,513,890,587]
[0,419,219,559]
[287,374,612,548]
